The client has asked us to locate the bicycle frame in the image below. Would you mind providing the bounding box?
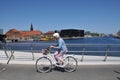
[42,51,67,65]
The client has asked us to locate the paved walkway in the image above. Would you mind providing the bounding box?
[0,50,120,65]
[0,64,120,80]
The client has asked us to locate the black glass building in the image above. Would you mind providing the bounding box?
[60,29,84,38]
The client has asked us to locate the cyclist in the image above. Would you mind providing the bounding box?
[50,32,68,66]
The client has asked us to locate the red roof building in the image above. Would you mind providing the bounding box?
[6,29,42,40]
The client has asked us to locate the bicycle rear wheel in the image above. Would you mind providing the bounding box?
[63,56,78,72]
[35,57,52,73]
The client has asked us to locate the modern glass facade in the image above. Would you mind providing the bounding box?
[60,29,84,38]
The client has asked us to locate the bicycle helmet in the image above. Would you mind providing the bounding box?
[53,33,60,38]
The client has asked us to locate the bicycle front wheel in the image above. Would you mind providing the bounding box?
[63,56,78,72]
[35,57,52,73]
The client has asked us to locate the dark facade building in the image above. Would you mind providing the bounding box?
[60,29,84,38]
[0,34,6,42]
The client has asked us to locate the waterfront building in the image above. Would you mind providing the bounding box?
[0,29,3,35]
[40,31,54,41]
[0,29,6,42]
[5,24,42,41]
[60,29,84,38]
[40,29,85,41]
[6,29,42,41]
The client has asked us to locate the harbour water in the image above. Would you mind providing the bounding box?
[4,36,120,57]
[64,36,120,44]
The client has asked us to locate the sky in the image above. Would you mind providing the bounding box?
[0,0,120,34]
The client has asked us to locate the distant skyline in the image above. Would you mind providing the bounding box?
[0,0,120,34]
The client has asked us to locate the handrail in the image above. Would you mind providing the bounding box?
[0,43,120,64]
[1,43,120,45]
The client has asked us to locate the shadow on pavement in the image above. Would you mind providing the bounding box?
[53,66,65,72]
[117,77,120,80]
[114,70,120,74]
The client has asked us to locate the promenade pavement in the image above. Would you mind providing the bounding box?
[0,50,120,80]
[0,50,120,65]
[0,64,120,80]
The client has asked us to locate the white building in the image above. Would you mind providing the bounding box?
[0,29,3,34]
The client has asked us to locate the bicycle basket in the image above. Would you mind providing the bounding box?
[42,48,49,55]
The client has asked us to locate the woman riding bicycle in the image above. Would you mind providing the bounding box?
[36,32,77,72]
[50,32,68,66]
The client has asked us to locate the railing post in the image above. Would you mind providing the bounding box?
[9,45,15,59]
[104,45,110,61]
[81,48,85,62]
[31,43,34,60]
[7,49,14,64]
[3,45,9,58]
[7,44,15,59]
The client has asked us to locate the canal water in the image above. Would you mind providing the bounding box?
[4,36,120,56]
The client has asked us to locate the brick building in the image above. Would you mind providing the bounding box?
[6,29,42,41]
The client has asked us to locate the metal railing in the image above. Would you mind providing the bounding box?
[67,44,120,61]
[0,43,120,64]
